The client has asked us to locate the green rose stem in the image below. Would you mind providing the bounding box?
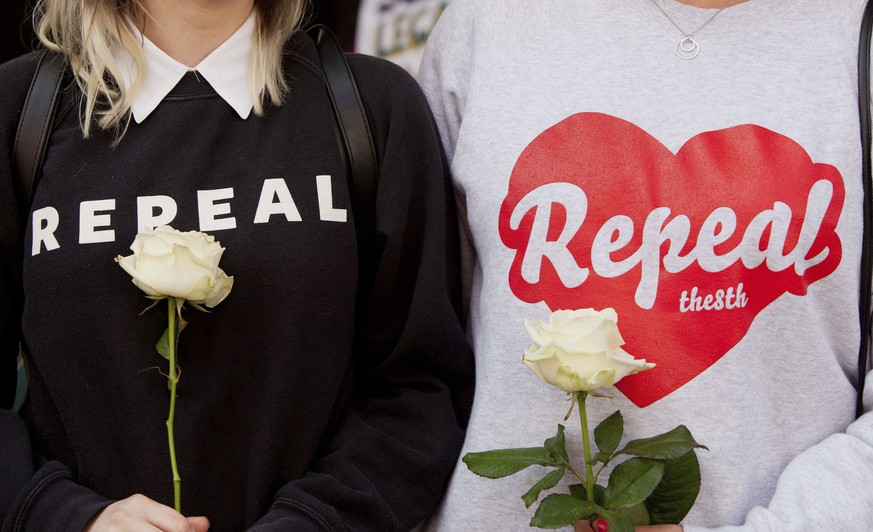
[166,298,182,513]
[576,391,595,503]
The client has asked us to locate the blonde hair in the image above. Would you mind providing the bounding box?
[33,0,308,137]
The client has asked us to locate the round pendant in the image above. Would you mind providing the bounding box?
[674,36,700,60]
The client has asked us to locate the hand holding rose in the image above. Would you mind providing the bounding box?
[85,494,209,532]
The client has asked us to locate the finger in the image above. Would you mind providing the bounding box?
[101,520,163,532]
[148,510,197,532]
[126,497,194,532]
[187,516,210,532]
[573,520,596,532]
[86,495,190,532]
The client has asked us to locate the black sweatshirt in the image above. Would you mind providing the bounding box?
[0,31,474,531]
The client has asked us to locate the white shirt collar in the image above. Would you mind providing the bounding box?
[114,14,255,123]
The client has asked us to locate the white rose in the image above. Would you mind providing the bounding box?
[522,308,654,393]
[115,226,234,308]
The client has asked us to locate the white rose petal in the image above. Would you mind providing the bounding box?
[116,254,163,297]
[521,308,654,393]
[203,273,234,308]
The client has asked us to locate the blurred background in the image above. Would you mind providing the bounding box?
[0,0,449,77]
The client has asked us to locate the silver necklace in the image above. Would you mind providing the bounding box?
[649,0,726,60]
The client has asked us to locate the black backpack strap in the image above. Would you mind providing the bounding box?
[10,50,65,412]
[12,50,66,221]
[857,0,873,418]
[308,25,379,268]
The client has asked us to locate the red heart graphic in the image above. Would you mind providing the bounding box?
[500,113,844,407]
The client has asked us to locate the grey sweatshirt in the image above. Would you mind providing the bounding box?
[418,0,873,530]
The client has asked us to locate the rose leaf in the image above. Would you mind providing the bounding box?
[529,494,600,529]
[544,424,569,465]
[522,467,566,508]
[614,501,651,526]
[570,483,606,506]
[594,452,612,465]
[617,425,707,460]
[569,483,586,500]
[645,450,702,525]
[462,447,554,479]
[155,327,171,361]
[594,410,624,456]
[603,457,664,509]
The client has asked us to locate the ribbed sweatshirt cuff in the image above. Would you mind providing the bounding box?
[2,461,112,532]
[248,492,340,532]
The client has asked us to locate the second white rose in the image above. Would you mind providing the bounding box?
[115,225,234,308]
[522,308,654,393]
